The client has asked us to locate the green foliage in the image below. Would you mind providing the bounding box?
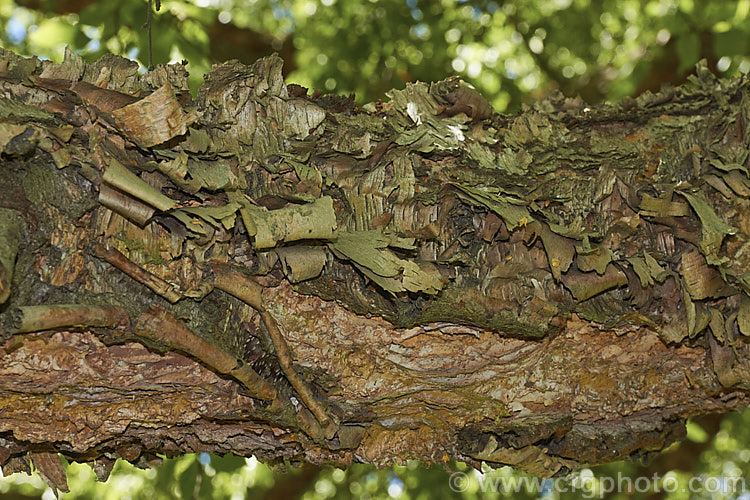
[3,0,750,111]
[1,454,276,499]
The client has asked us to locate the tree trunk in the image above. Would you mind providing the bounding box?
[0,47,748,489]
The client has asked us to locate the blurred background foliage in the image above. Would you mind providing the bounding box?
[2,0,750,111]
[2,0,750,497]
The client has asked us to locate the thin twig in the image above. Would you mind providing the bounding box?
[259,309,332,428]
[135,306,277,401]
[1,304,129,339]
[91,243,183,303]
[147,0,154,70]
[211,262,336,432]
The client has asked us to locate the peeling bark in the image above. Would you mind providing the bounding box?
[0,47,749,483]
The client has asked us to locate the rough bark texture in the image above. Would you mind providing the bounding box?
[0,47,749,486]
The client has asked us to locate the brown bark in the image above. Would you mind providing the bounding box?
[0,47,749,484]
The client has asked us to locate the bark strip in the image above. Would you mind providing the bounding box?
[101,159,177,211]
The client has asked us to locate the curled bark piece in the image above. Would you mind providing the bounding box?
[98,184,155,227]
[101,159,177,211]
[248,196,337,250]
[112,84,188,148]
[1,304,128,338]
[0,208,21,304]
[561,264,628,301]
[92,243,182,303]
[211,262,336,434]
[276,246,327,283]
[134,306,277,402]
[680,250,726,300]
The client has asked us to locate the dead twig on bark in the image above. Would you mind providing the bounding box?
[134,305,277,402]
[92,242,183,303]
[0,304,129,339]
[211,262,336,435]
